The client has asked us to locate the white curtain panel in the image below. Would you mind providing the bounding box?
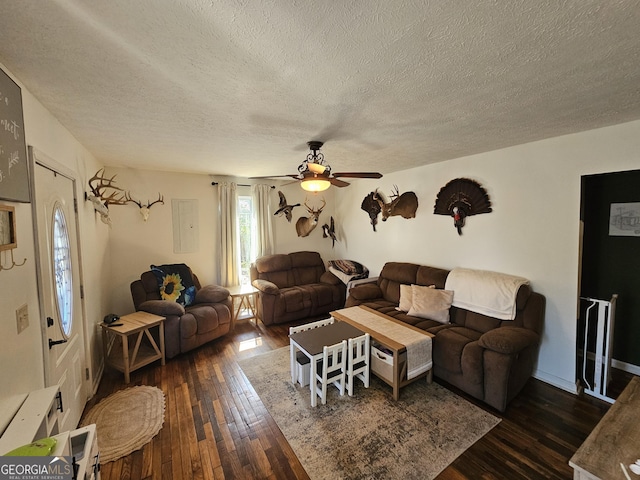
[251,184,274,258]
[218,181,239,286]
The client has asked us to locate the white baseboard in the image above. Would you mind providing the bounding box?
[533,369,578,394]
[611,359,640,376]
[90,362,104,398]
[578,348,640,376]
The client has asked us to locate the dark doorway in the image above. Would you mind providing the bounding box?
[578,169,640,397]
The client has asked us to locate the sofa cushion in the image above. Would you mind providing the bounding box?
[433,326,482,373]
[183,305,220,335]
[378,262,420,303]
[195,285,230,304]
[407,285,453,324]
[281,286,308,313]
[478,327,539,354]
[349,283,383,302]
[151,263,197,306]
[416,265,449,289]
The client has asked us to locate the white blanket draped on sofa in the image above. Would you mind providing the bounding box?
[444,268,529,321]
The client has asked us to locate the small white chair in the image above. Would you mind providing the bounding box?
[346,333,370,396]
[314,340,347,405]
[289,318,335,386]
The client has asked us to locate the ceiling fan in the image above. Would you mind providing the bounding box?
[251,141,383,192]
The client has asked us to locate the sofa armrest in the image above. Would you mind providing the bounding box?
[138,300,185,317]
[348,282,383,301]
[195,285,230,304]
[252,279,280,295]
[320,271,342,286]
[478,327,539,355]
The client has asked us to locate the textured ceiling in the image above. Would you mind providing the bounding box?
[1,1,640,178]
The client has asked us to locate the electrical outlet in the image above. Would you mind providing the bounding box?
[16,304,29,334]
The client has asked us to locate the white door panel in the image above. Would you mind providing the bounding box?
[34,160,86,432]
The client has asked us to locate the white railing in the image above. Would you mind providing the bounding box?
[580,294,618,403]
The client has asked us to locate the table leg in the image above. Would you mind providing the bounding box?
[392,350,400,400]
[159,321,166,366]
[310,356,318,407]
[122,334,131,384]
[290,342,297,384]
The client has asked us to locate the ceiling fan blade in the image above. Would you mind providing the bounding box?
[332,172,383,179]
[248,174,300,180]
[330,178,350,187]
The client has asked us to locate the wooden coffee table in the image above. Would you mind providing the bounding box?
[570,376,640,479]
[101,311,165,383]
[331,306,434,400]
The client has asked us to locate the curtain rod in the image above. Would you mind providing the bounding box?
[211,182,274,188]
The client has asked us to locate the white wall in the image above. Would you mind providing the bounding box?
[106,170,336,315]
[334,120,640,392]
[0,62,108,402]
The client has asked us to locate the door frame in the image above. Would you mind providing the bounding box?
[29,146,91,391]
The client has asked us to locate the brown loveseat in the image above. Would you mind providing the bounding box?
[346,262,545,411]
[250,251,346,326]
[131,265,232,359]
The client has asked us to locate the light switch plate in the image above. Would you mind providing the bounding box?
[16,304,29,334]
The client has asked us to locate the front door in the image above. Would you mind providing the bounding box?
[33,158,86,432]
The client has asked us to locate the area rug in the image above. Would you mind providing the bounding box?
[80,385,165,463]
[238,347,500,480]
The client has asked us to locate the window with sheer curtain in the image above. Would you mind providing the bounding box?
[218,182,273,286]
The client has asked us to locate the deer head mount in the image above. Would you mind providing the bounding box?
[373,186,418,222]
[295,198,326,237]
[126,192,164,221]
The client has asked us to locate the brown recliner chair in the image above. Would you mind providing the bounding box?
[130,265,232,359]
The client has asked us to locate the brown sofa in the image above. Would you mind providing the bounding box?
[131,266,232,359]
[250,251,346,326]
[345,262,545,411]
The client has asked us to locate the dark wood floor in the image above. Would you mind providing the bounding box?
[83,318,627,480]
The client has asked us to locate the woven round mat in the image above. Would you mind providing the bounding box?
[81,385,165,463]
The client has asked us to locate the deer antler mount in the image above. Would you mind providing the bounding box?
[85,168,165,224]
[86,168,129,225]
[126,192,165,222]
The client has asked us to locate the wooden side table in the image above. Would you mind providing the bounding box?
[227,284,258,327]
[101,311,165,383]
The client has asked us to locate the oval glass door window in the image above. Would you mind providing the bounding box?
[52,203,72,337]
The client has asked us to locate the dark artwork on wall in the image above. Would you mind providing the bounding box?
[433,178,492,235]
[0,67,29,202]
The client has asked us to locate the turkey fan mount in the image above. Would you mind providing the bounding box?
[433,178,492,235]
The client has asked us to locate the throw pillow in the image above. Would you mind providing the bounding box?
[397,284,413,312]
[408,284,454,324]
[150,263,197,306]
[396,283,436,312]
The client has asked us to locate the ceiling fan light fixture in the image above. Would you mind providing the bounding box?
[300,176,331,192]
[307,162,327,174]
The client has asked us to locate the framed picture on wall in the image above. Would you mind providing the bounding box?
[0,204,17,251]
[609,202,640,237]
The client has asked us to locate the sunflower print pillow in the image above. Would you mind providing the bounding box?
[151,264,197,306]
